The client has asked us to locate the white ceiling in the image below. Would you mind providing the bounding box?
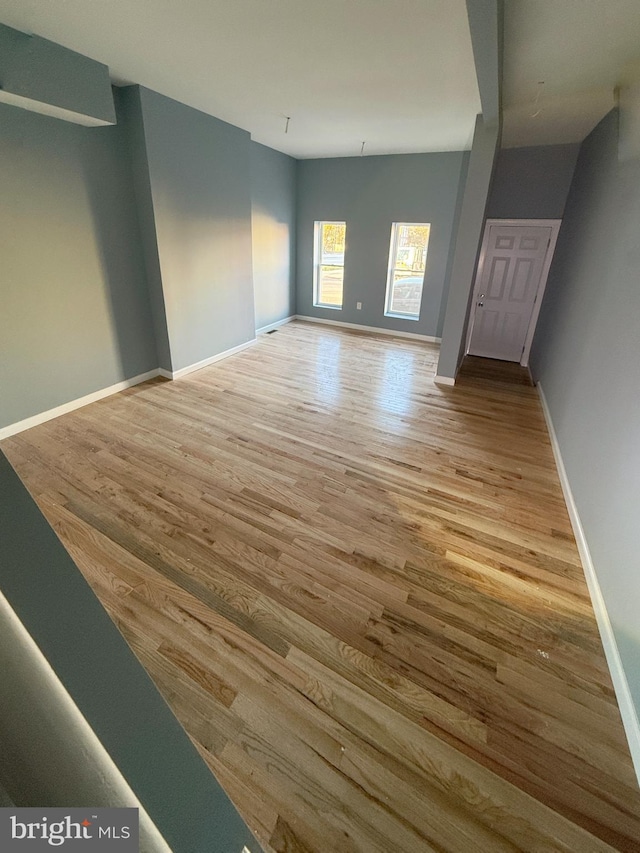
[0,0,481,158]
[503,0,640,147]
[5,1,639,156]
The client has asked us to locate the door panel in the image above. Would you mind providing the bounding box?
[468,224,552,362]
[511,258,535,301]
[487,256,509,299]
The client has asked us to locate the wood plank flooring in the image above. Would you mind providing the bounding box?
[458,355,534,386]
[3,321,640,852]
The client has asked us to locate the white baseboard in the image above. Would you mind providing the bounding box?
[434,375,456,386]
[538,382,640,785]
[295,315,441,344]
[256,315,296,335]
[0,369,161,441]
[0,339,260,439]
[165,338,257,380]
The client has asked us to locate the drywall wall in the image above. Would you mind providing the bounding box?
[465,0,503,125]
[0,589,172,852]
[530,109,640,717]
[438,151,471,336]
[136,87,255,372]
[0,23,115,125]
[0,95,157,431]
[436,0,502,380]
[0,452,261,853]
[487,143,579,220]
[118,86,173,371]
[436,114,500,379]
[296,152,468,338]
[251,141,297,329]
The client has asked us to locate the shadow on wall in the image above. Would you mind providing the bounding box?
[437,150,471,337]
[79,120,157,381]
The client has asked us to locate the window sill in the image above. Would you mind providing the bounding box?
[384,312,420,321]
[313,304,343,311]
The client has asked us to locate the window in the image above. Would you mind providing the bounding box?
[313,221,346,309]
[384,223,431,320]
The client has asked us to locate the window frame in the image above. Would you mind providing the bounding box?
[313,220,346,310]
[384,222,431,321]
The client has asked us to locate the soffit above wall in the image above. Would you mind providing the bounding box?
[0,0,481,158]
[0,24,116,126]
[503,0,640,147]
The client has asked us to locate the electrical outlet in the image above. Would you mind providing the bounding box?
[356,302,362,310]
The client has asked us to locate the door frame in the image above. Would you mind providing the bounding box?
[465,218,562,366]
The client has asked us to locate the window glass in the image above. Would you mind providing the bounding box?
[313,221,346,308]
[385,223,430,319]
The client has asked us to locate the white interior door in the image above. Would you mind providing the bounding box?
[468,224,552,362]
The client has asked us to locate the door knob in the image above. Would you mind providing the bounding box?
[477,301,484,307]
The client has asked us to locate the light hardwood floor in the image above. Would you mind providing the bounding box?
[3,321,640,852]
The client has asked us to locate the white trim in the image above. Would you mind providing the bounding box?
[0,370,160,440]
[483,219,563,227]
[0,340,259,439]
[295,315,441,343]
[165,338,257,380]
[384,221,431,321]
[538,383,640,785]
[256,315,296,335]
[385,312,420,322]
[434,375,456,386]
[520,222,561,367]
[465,219,562,366]
[313,220,346,310]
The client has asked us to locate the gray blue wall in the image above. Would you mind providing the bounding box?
[0,92,157,430]
[465,0,502,126]
[296,152,468,338]
[487,143,579,220]
[436,1,503,381]
[530,109,640,720]
[436,115,500,379]
[135,87,256,373]
[251,141,297,329]
[0,23,115,125]
[119,86,173,371]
